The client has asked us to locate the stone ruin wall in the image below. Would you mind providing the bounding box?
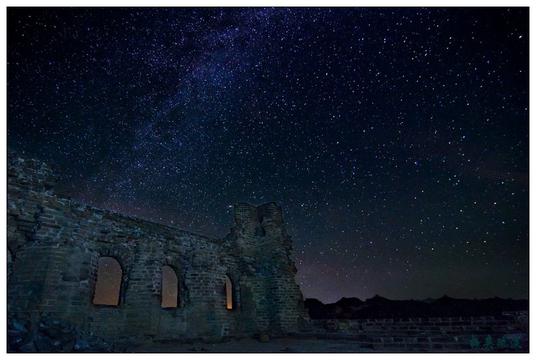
[304,314,529,352]
[7,153,307,344]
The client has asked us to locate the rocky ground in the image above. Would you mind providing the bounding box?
[8,316,114,352]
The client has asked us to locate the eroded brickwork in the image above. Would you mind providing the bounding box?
[7,153,306,346]
[305,313,529,351]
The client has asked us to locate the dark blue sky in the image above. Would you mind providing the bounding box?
[8,7,528,302]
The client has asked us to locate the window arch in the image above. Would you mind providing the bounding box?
[93,257,122,306]
[161,265,179,308]
[225,275,234,310]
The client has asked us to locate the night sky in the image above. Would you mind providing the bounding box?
[7,8,529,303]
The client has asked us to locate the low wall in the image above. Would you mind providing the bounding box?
[300,312,528,352]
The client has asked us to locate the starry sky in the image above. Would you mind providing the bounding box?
[7,7,529,303]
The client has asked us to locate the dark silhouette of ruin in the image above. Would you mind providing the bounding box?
[7,153,306,349]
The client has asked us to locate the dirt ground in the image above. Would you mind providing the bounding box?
[130,337,377,353]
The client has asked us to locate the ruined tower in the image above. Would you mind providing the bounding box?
[226,202,307,334]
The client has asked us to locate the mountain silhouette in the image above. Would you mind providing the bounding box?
[304,296,528,319]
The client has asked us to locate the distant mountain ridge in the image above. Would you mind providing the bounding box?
[304,295,528,319]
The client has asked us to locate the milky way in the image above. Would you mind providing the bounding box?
[8,8,528,302]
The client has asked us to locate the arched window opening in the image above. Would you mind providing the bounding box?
[93,257,122,306]
[161,265,179,308]
[225,276,234,310]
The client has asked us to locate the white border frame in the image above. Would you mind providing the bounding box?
[0,3,532,359]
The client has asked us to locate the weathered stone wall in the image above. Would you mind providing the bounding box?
[7,153,306,346]
[301,312,529,352]
[223,202,308,335]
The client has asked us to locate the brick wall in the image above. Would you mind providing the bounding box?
[7,153,306,345]
[302,313,528,352]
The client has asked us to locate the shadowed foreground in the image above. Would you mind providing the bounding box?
[130,334,527,353]
[9,311,528,352]
[131,337,376,353]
